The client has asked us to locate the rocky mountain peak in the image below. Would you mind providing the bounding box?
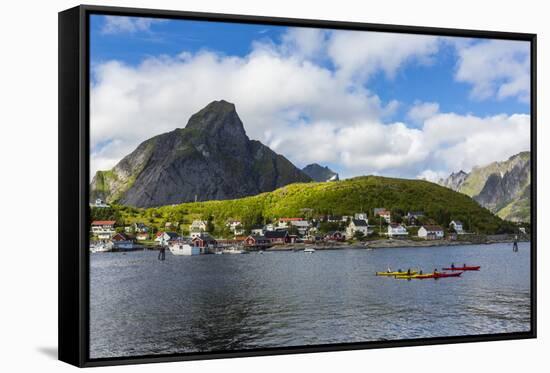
[302,163,339,182]
[90,100,312,208]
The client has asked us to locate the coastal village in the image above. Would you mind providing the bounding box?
[89,198,527,255]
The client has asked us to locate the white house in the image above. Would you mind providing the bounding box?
[264,223,275,232]
[375,208,391,223]
[277,218,303,229]
[290,220,310,235]
[251,226,264,236]
[189,220,207,233]
[418,225,444,240]
[346,219,371,238]
[91,220,116,240]
[449,220,464,234]
[388,223,408,237]
[226,220,244,236]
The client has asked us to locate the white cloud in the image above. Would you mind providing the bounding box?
[407,101,439,123]
[101,16,164,34]
[423,113,530,173]
[90,27,531,181]
[327,31,440,81]
[455,39,530,102]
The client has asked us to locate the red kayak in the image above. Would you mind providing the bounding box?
[412,271,463,279]
[442,266,480,271]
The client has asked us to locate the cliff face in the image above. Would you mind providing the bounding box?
[302,163,339,182]
[438,152,531,222]
[439,170,468,191]
[90,100,312,208]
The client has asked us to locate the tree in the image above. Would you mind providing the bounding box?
[206,215,215,233]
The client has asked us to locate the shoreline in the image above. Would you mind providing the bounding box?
[265,238,529,251]
[92,238,529,253]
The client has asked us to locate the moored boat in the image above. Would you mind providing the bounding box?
[304,247,316,253]
[222,246,247,254]
[90,242,111,253]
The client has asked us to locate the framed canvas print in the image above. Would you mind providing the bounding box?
[58,4,537,367]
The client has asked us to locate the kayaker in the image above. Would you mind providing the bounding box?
[451,263,455,269]
[434,268,438,275]
[419,270,423,275]
[387,267,392,273]
[407,268,411,275]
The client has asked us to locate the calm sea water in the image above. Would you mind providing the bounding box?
[90,242,531,358]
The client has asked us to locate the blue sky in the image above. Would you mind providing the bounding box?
[89,15,531,180]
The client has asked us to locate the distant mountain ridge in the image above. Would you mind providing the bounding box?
[438,152,531,222]
[90,100,312,207]
[302,163,339,182]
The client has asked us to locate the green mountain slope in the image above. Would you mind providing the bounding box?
[107,176,516,235]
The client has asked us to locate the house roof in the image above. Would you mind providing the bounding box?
[352,219,368,227]
[247,235,268,241]
[91,220,116,226]
[165,232,179,239]
[112,233,129,241]
[451,220,463,225]
[422,225,443,232]
[192,233,216,242]
[157,231,179,239]
[265,230,289,238]
[279,217,303,222]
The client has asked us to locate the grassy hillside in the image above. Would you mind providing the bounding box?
[95,176,517,236]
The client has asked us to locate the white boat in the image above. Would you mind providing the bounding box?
[90,242,111,253]
[304,247,316,253]
[169,242,200,256]
[222,246,247,254]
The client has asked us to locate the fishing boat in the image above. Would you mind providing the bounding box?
[376,270,418,276]
[304,247,316,253]
[442,265,480,271]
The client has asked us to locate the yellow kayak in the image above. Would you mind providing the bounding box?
[395,273,431,279]
[376,270,418,276]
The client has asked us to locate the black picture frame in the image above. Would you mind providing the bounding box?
[59,4,537,368]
